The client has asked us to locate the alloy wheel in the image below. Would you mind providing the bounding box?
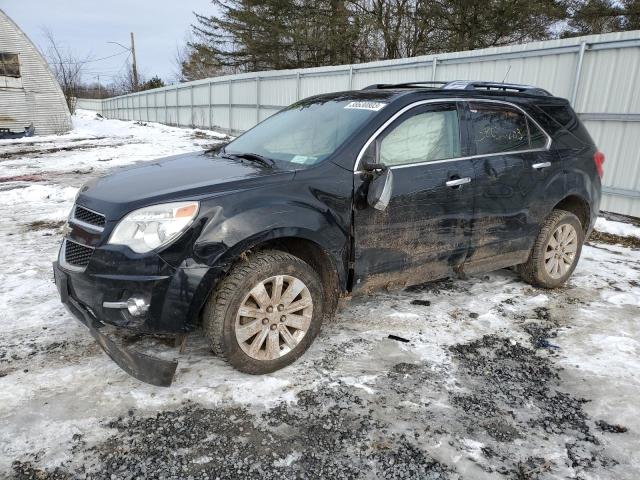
[234,275,313,360]
[544,223,578,279]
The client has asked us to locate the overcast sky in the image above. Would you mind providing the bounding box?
[2,0,214,85]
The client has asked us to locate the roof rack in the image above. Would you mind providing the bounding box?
[362,81,447,90]
[363,80,552,96]
[442,80,552,96]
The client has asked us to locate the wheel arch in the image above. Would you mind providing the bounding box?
[191,228,345,327]
[552,194,591,233]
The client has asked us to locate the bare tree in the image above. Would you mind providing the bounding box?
[113,67,141,95]
[43,30,86,115]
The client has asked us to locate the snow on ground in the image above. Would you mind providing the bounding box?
[595,217,640,239]
[1,112,639,479]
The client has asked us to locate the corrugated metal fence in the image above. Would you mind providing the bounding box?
[77,30,640,217]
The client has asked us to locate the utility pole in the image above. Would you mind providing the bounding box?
[130,32,139,91]
[97,75,101,98]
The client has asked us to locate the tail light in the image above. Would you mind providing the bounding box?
[593,151,605,178]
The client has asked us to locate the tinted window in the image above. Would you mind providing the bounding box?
[0,53,20,77]
[540,104,574,126]
[469,103,531,155]
[226,98,384,167]
[379,105,460,167]
[528,119,548,149]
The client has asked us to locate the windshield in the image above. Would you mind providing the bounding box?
[225,98,385,167]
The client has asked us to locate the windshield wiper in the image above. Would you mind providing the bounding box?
[225,152,275,168]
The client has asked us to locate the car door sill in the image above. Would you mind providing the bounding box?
[460,250,530,276]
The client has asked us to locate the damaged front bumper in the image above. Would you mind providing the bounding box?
[53,261,178,387]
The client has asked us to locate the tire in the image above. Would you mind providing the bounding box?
[518,209,584,288]
[203,250,324,374]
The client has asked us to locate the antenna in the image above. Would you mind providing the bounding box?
[502,65,512,83]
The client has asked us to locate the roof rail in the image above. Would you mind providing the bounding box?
[442,80,552,96]
[363,80,551,96]
[362,81,447,90]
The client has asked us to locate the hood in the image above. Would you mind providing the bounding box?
[76,151,293,219]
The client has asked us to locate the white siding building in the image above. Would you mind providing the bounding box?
[0,9,71,136]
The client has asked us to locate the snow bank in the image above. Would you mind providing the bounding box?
[595,217,640,238]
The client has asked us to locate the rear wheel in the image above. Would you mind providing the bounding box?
[518,209,584,288]
[203,250,324,374]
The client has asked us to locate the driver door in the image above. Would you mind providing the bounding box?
[352,101,475,294]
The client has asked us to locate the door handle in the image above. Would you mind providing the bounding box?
[445,177,471,187]
[532,162,551,170]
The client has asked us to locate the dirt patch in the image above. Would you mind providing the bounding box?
[23,220,65,232]
[0,142,130,160]
[596,420,628,434]
[0,174,47,183]
[588,230,640,249]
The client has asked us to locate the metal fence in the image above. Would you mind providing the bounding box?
[77,30,640,217]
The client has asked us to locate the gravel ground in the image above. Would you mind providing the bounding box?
[1,112,639,479]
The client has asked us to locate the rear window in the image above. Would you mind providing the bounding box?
[537,103,595,147]
[469,103,547,155]
[539,104,574,127]
[0,53,20,78]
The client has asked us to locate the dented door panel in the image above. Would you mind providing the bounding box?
[352,159,475,294]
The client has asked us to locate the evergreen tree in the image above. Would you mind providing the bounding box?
[427,0,567,52]
[565,0,624,35]
[622,0,640,29]
[183,0,636,74]
[140,76,165,91]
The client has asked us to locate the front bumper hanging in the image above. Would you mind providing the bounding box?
[53,262,178,387]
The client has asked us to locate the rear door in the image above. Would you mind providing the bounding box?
[352,101,475,293]
[464,100,554,272]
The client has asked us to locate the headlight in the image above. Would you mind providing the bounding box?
[108,201,199,253]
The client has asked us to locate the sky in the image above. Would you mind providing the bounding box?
[1,0,214,85]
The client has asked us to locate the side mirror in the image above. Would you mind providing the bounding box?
[367,167,393,211]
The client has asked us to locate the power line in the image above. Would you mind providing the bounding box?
[48,49,129,66]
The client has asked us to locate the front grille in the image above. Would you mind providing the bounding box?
[73,205,106,228]
[64,239,93,268]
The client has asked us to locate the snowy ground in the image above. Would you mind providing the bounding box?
[1,111,639,479]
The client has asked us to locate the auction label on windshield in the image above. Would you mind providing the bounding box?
[344,101,387,111]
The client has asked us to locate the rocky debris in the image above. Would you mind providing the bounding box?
[12,385,449,480]
[11,461,72,480]
[410,299,431,306]
[566,441,617,470]
[596,420,628,434]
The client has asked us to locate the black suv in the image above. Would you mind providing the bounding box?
[53,81,603,385]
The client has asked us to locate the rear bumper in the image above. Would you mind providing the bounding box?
[53,261,178,386]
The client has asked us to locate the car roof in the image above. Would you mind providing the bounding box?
[302,81,569,106]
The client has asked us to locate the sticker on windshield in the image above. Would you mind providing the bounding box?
[290,155,317,165]
[344,101,387,111]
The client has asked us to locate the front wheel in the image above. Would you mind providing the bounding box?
[518,209,584,288]
[203,250,324,374]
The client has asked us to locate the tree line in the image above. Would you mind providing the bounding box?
[177,0,640,81]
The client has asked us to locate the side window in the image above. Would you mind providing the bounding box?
[379,105,460,167]
[0,53,20,78]
[469,103,545,155]
[528,119,548,149]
